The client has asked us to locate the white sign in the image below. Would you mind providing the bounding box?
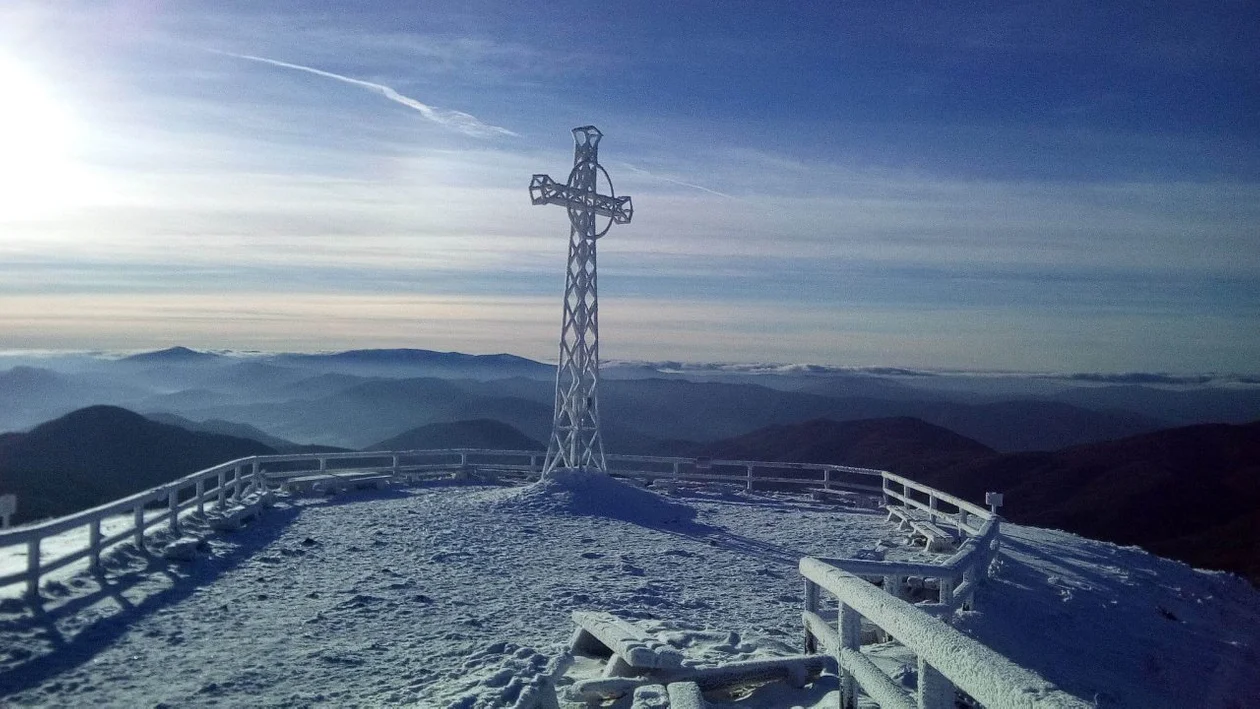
[0,494,14,528]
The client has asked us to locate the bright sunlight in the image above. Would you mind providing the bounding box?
[0,55,87,218]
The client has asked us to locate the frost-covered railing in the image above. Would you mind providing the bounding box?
[605,453,885,494]
[0,458,265,597]
[800,558,1088,709]
[808,472,1004,614]
[0,448,887,597]
[882,472,990,536]
[797,474,1063,707]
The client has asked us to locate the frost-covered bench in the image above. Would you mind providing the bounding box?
[206,490,272,531]
[565,612,831,706]
[282,471,393,496]
[569,611,685,675]
[887,505,956,553]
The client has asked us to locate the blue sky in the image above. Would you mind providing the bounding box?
[0,1,1256,372]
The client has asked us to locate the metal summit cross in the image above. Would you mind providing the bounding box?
[529,126,633,474]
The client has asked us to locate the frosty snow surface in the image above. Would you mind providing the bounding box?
[1,474,1258,707]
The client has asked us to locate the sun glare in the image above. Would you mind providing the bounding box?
[0,56,89,218]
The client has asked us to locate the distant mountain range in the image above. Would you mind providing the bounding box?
[268,348,553,380]
[7,347,1259,457]
[368,419,543,451]
[0,406,274,524]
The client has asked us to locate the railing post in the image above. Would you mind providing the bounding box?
[883,574,903,600]
[824,468,833,490]
[89,518,102,571]
[804,579,820,654]
[745,464,755,492]
[938,576,954,606]
[392,454,400,478]
[196,478,206,515]
[232,465,243,500]
[460,452,468,466]
[918,656,955,709]
[217,469,227,507]
[837,602,861,708]
[251,460,261,493]
[168,489,179,534]
[319,457,327,472]
[673,461,680,475]
[134,505,145,549]
[25,538,40,598]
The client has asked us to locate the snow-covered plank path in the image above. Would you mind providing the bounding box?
[0,478,896,707]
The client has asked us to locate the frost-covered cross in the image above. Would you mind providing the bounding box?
[529,126,634,474]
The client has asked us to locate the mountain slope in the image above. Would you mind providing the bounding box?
[695,417,994,475]
[118,346,223,365]
[597,378,1161,451]
[188,377,553,448]
[367,419,543,451]
[0,366,149,432]
[0,406,275,523]
[145,413,349,454]
[919,420,1260,583]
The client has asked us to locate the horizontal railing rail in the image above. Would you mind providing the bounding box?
[0,447,888,598]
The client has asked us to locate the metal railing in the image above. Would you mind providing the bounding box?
[0,449,886,596]
[799,473,1086,707]
[800,557,1087,708]
[804,472,1003,614]
[0,458,263,597]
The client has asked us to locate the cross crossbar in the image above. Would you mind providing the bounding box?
[529,174,633,223]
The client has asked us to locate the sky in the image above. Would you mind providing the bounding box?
[0,0,1257,373]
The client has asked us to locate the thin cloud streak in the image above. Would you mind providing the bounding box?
[211,49,517,139]
[617,162,733,198]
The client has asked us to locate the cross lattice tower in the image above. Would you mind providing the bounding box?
[529,126,633,473]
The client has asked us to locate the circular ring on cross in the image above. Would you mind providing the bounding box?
[566,159,616,239]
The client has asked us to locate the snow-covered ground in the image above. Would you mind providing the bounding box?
[1,474,1257,708]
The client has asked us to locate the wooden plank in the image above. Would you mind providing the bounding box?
[674,654,830,691]
[571,611,684,669]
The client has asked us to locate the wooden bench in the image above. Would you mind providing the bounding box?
[571,655,831,704]
[570,611,685,676]
[283,471,393,496]
[567,612,832,705]
[887,506,956,553]
[207,501,261,531]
